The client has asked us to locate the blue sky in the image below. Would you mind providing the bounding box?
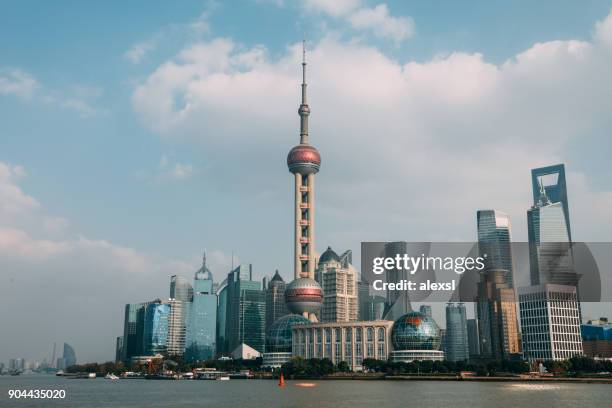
[2,1,612,362]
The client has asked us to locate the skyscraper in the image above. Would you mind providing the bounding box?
[225,264,266,353]
[317,246,358,322]
[527,165,578,287]
[285,41,324,322]
[170,275,193,302]
[445,303,469,362]
[476,209,521,360]
[122,301,154,361]
[477,210,514,287]
[531,164,571,242]
[382,242,413,321]
[519,284,583,361]
[186,252,217,362]
[143,300,170,355]
[467,319,480,357]
[265,270,289,332]
[216,278,228,356]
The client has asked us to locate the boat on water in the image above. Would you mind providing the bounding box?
[105,373,119,380]
[217,376,230,381]
[228,370,253,379]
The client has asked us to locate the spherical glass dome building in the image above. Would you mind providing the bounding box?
[390,311,444,362]
[266,314,311,353]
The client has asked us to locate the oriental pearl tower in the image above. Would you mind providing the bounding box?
[284,42,323,322]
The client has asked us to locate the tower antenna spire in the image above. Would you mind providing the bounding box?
[299,38,310,144]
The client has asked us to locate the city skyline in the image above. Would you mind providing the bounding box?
[2,1,612,363]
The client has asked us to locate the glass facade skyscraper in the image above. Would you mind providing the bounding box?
[265,270,289,332]
[531,164,571,242]
[477,210,514,287]
[445,303,469,362]
[186,254,217,362]
[225,264,266,353]
[143,301,170,355]
[122,301,154,361]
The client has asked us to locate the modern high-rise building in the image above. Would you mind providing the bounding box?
[186,252,217,362]
[115,336,123,363]
[476,269,521,360]
[285,41,324,322]
[519,284,583,361]
[445,303,469,362]
[476,209,521,360]
[317,246,358,323]
[357,280,370,320]
[143,300,171,356]
[225,264,266,353]
[265,270,289,332]
[477,210,514,287]
[527,167,578,287]
[216,278,228,356]
[467,319,480,357]
[122,300,155,362]
[170,275,193,302]
[382,242,412,321]
[531,164,571,243]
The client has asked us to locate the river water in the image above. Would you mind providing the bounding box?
[0,375,609,407]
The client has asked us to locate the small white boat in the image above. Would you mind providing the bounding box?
[105,373,119,380]
[216,376,230,381]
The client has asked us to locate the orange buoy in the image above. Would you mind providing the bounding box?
[279,373,285,387]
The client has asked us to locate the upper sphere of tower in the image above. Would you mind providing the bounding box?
[287,144,321,174]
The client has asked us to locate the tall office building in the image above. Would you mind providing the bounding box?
[445,303,469,362]
[115,336,123,363]
[170,275,193,302]
[519,284,583,361]
[186,252,217,362]
[285,41,324,322]
[476,209,521,360]
[143,300,170,355]
[216,278,228,355]
[358,280,370,320]
[477,210,514,287]
[317,246,358,323]
[56,343,76,370]
[476,270,521,360]
[382,242,412,321]
[226,264,266,353]
[467,319,480,357]
[122,300,155,361]
[266,270,289,332]
[527,166,578,287]
[531,164,571,242]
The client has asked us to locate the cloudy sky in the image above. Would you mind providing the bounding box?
[2,0,612,363]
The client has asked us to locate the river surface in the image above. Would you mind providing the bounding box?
[0,375,609,407]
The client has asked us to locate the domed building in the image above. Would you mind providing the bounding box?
[261,314,310,368]
[389,311,445,362]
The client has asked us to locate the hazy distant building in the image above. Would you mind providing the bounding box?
[361,295,386,321]
[265,270,289,332]
[317,247,358,323]
[170,275,194,302]
[531,164,571,242]
[143,300,170,355]
[467,319,480,357]
[186,253,217,362]
[115,336,123,363]
[519,284,583,361]
[56,343,76,370]
[225,264,266,353]
[445,303,469,362]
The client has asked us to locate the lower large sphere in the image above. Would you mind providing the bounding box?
[285,277,323,314]
[266,314,311,353]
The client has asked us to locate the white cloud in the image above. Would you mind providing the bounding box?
[0,68,38,98]
[124,41,157,64]
[304,0,362,17]
[348,4,414,43]
[131,11,612,245]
